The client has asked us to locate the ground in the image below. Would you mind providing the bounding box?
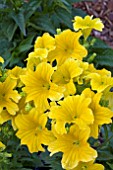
[73,0,113,48]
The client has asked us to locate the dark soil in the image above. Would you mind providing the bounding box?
[73,0,113,48]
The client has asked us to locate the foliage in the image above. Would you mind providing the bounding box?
[0,0,87,68]
[0,14,113,169]
[88,37,113,75]
[1,1,113,169]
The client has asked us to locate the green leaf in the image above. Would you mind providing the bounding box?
[6,21,17,41]
[15,35,34,53]
[94,48,113,67]
[72,8,87,18]
[24,0,42,21]
[31,14,56,34]
[54,0,71,13]
[0,17,17,41]
[10,11,26,36]
[0,3,6,9]
[70,0,93,2]
[40,152,63,170]
[88,37,113,69]
[55,7,72,28]
[61,0,70,6]
[97,150,113,161]
[107,162,113,169]
[0,38,11,64]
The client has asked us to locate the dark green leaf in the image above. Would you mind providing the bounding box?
[6,21,17,41]
[72,8,87,18]
[61,0,70,6]
[24,0,42,21]
[15,35,34,53]
[54,0,71,13]
[97,150,113,161]
[87,38,113,71]
[32,14,56,34]
[10,11,26,36]
[55,8,72,28]
[70,0,93,2]
[40,152,63,170]
[107,162,113,169]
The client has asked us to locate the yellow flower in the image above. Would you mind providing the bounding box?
[15,108,54,153]
[48,29,87,65]
[0,96,33,131]
[73,15,104,39]
[82,88,113,138]
[0,56,4,63]
[0,77,20,115]
[26,51,41,70]
[8,66,26,87]
[89,73,113,93]
[73,61,89,84]
[0,141,6,151]
[34,33,55,50]
[49,95,94,134]
[0,110,11,125]
[34,33,55,53]
[66,160,104,170]
[52,58,83,96]
[20,62,65,112]
[48,125,97,169]
[102,86,113,111]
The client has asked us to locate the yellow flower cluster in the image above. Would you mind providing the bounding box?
[0,15,110,169]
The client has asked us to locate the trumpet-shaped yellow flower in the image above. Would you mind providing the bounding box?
[49,95,94,134]
[73,15,104,40]
[89,73,113,93]
[66,160,104,170]
[82,88,113,138]
[34,33,55,58]
[15,108,54,153]
[8,66,26,87]
[75,63,111,85]
[52,58,83,96]
[48,125,97,169]
[26,51,41,70]
[0,77,20,115]
[34,33,55,50]
[48,29,87,65]
[73,61,89,84]
[20,62,65,112]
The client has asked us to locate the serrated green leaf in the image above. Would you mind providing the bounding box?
[10,11,26,36]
